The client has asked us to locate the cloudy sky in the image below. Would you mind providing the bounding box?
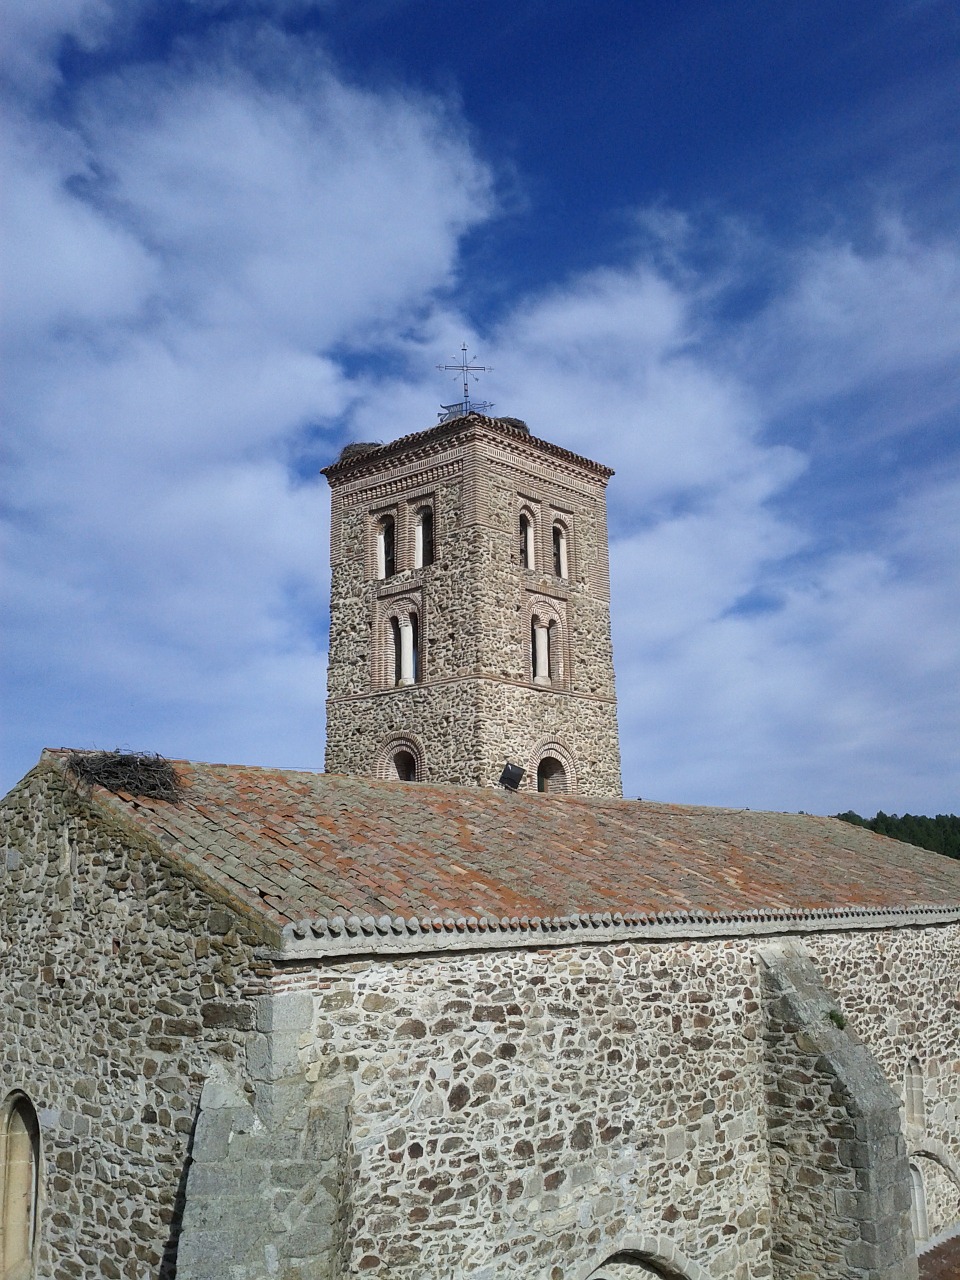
[2,0,958,816]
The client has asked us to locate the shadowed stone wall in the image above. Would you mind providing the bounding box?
[0,762,266,1279]
[759,940,917,1280]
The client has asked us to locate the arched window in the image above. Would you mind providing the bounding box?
[552,521,568,579]
[415,507,434,569]
[904,1058,924,1127]
[537,757,567,793]
[392,750,418,781]
[519,510,535,569]
[387,611,419,687]
[2,1094,40,1279]
[909,1163,929,1245]
[376,515,396,579]
[375,734,425,782]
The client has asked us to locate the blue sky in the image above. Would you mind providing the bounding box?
[2,0,959,814]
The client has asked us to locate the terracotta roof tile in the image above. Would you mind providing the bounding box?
[48,755,960,930]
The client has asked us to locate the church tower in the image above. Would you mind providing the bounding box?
[322,412,622,797]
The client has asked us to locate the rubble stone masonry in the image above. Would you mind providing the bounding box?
[0,766,265,1279]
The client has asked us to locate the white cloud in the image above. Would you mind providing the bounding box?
[745,222,960,434]
[1,20,492,783]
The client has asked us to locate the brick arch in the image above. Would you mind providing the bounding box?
[527,738,579,795]
[374,733,426,782]
[579,1237,712,1280]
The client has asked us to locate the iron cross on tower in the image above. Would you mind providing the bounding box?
[437,343,494,421]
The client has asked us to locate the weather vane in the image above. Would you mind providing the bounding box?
[437,343,493,421]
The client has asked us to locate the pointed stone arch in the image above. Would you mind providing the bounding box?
[578,1237,711,1280]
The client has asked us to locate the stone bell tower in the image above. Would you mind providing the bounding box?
[322,412,621,797]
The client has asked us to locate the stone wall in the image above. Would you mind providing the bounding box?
[0,761,265,1279]
[324,418,623,797]
[273,923,960,1280]
[4,757,959,1280]
[809,925,960,1247]
[288,937,773,1280]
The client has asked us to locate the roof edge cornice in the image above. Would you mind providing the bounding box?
[322,414,614,484]
[268,902,960,962]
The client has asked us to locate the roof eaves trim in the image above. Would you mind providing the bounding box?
[270,902,960,961]
[322,414,614,483]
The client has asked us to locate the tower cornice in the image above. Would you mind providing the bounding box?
[322,413,615,485]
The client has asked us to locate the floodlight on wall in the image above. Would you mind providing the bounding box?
[499,762,525,791]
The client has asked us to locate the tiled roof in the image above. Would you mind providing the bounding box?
[919,1226,960,1279]
[47,755,960,939]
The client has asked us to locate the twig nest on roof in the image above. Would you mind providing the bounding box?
[67,750,183,803]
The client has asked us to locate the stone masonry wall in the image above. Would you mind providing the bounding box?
[0,761,266,1280]
[809,925,960,1246]
[284,937,773,1280]
[263,923,960,1280]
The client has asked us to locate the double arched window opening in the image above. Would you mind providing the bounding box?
[376,506,435,578]
[1,1093,40,1279]
[388,611,420,687]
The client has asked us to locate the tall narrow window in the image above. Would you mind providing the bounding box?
[415,508,434,569]
[519,512,535,569]
[377,515,396,579]
[410,613,420,683]
[905,1058,924,1127]
[2,1095,40,1279]
[389,612,418,686]
[547,619,559,682]
[390,616,402,685]
[552,522,568,579]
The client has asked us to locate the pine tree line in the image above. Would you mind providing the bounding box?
[835,811,960,860]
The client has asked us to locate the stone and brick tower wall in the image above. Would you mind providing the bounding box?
[322,413,622,796]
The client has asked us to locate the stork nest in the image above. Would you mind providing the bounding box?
[67,750,183,803]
